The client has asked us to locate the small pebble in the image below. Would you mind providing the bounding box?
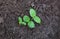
[0,17,4,23]
[31,2,35,7]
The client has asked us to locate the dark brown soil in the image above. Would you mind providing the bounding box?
[0,0,60,39]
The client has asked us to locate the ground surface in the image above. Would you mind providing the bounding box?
[0,0,60,39]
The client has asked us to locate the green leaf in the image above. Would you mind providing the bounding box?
[33,16,41,24]
[21,22,26,25]
[28,21,35,28]
[29,8,36,17]
[23,15,30,22]
[18,17,22,24]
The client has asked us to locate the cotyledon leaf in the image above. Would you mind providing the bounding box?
[33,16,41,24]
[23,15,30,22]
[21,22,26,25]
[18,17,22,24]
[28,21,35,28]
[29,8,36,17]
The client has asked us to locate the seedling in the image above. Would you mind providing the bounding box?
[18,7,41,29]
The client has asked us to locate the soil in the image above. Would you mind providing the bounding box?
[0,0,60,39]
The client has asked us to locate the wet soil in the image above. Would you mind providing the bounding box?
[0,0,60,39]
